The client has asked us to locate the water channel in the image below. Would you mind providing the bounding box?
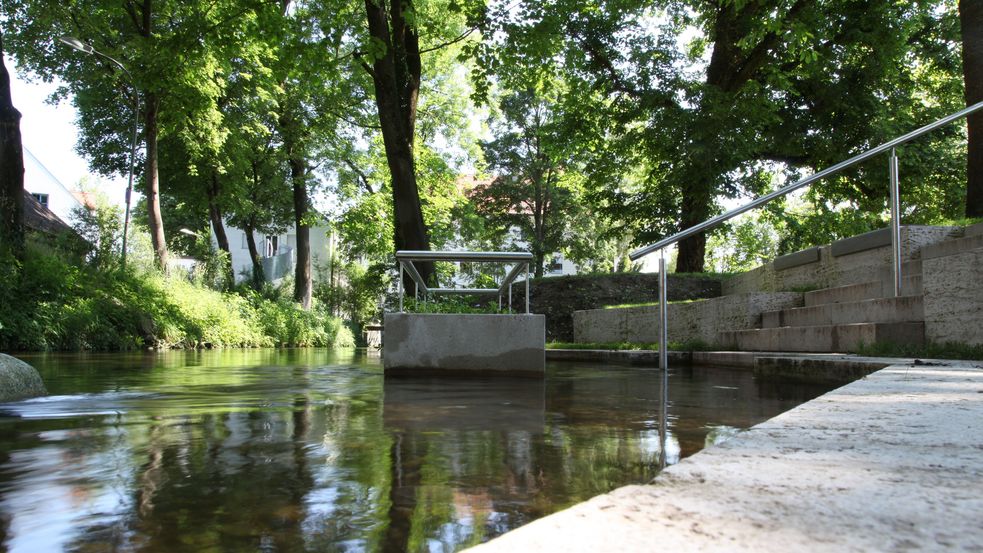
[0,349,843,552]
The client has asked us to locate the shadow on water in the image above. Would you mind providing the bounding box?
[0,350,843,552]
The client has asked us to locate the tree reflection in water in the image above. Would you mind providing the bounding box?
[0,351,842,552]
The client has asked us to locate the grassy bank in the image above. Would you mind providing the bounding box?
[0,247,354,352]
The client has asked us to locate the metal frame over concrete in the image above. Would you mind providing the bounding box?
[395,250,534,314]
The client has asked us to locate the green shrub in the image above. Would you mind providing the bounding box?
[0,247,354,352]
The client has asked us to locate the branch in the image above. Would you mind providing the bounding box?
[728,0,809,91]
[342,158,374,194]
[419,26,477,54]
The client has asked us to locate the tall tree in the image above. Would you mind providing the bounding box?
[361,0,434,288]
[477,89,581,277]
[0,29,25,259]
[962,0,983,217]
[4,0,264,270]
[482,0,965,272]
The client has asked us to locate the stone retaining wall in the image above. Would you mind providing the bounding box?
[573,292,802,346]
[722,226,958,295]
[923,246,983,346]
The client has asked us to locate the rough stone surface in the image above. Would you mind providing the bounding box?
[773,246,821,271]
[924,247,983,345]
[383,313,545,376]
[722,226,958,295]
[829,227,892,257]
[467,364,983,553]
[508,273,722,342]
[0,354,46,402]
[719,322,925,353]
[573,292,802,346]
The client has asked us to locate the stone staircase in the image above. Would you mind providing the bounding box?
[572,222,983,353]
[719,224,983,353]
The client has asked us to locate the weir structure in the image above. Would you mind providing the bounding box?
[383,250,546,377]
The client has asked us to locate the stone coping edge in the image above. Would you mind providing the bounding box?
[546,348,948,381]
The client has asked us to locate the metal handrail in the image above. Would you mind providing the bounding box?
[395,250,535,314]
[627,101,983,468]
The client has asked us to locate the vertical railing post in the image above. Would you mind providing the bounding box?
[525,263,530,314]
[889,148,903,297]
[398,263,404,312]
[658,249,669,470]
[509,281,513,313]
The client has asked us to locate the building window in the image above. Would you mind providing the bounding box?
[241,234,249,250]
[31,193,49,208]
[265,235,279,258]
[548,256,563,273]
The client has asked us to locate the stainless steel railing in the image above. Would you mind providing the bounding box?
[395,250,535,314]
[629,100,983,382]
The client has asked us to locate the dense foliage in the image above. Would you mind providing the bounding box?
[0,244,354,351]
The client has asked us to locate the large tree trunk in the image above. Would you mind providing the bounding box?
[675,182,712,273]
[244,222,264,290]
[364,0,433,291]
[207,170,233,287]
[136,0,167,271]
[144,93,168,270]
[961,0,983,217]
[0,32,25,259]
[290,158,312,310]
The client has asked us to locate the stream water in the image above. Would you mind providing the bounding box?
[0,349,842,552]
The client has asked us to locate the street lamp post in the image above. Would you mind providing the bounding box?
[58,36,138,268]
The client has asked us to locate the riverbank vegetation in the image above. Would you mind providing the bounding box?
[0,241,354,352]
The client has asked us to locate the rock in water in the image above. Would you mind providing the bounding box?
[0,354,47,401]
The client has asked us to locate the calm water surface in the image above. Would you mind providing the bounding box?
[0,349,842,552]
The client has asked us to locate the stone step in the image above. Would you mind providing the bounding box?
[873,259,922,285]
[763,295,924,328]
[803,275,922,307]
[920,233,983,260]
[963,221,983,238]
[718,322,924,353]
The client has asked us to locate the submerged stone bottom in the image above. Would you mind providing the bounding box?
[467,363,983,552]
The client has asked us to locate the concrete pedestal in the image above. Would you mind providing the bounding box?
[383,313,545,377]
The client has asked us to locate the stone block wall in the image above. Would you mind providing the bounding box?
[923,248,983,346]
[723,226,958,295]
[573,292,802,346]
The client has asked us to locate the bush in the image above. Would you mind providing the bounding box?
[0,246,354,352]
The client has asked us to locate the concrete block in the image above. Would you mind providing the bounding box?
[719,322,923,353]
[781,304,833,327]
[923,248,983,345]
[831,228,892,257]
[761,310,782,329]
[829,296,923,325]
[773,247,820,271]
[964,221,983,238]
[383,313,545,377]
[804,281,884,307]
[834,322,924,351]
[920,234,983,260]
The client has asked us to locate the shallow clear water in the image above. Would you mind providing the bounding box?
[0,349,842,552]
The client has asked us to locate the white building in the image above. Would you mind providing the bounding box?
[215,223,336,285]
[23,147,92,225]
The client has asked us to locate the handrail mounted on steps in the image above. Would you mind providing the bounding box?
[628,100,983,469]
